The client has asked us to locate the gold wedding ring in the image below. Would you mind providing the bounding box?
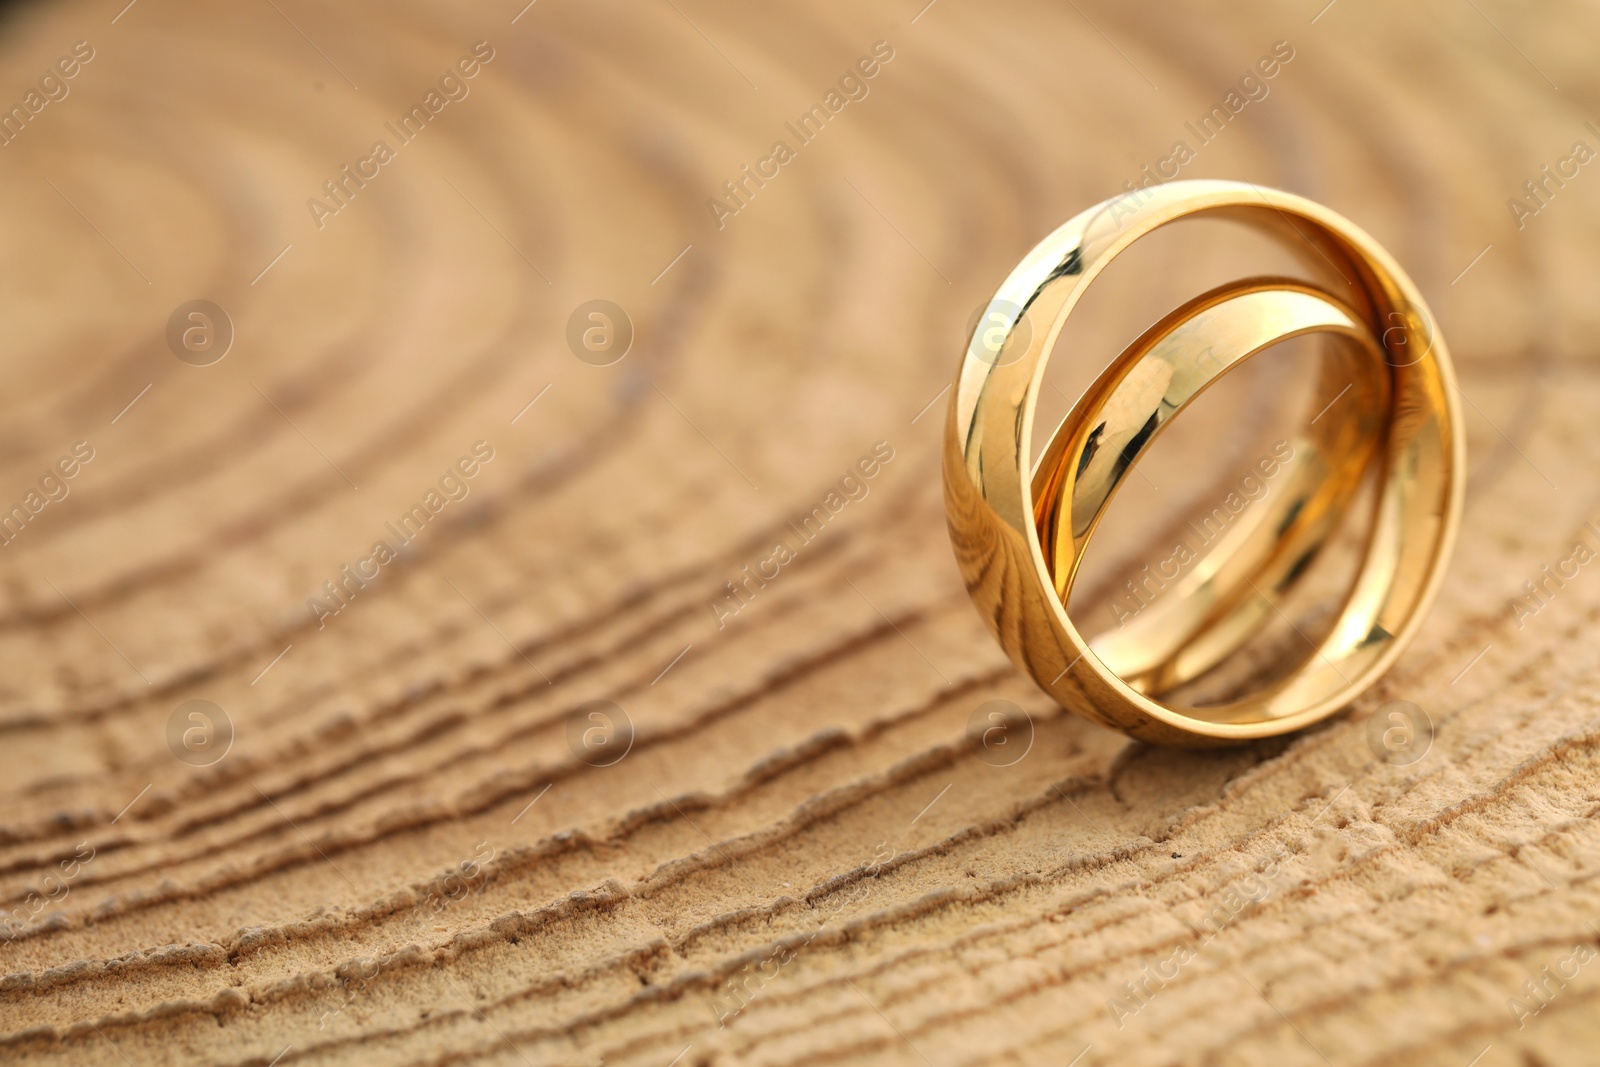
[943,180,1463,744]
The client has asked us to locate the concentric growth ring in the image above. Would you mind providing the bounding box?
[943,180,1464,744]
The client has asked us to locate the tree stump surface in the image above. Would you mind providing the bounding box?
[1,1,1598,1064]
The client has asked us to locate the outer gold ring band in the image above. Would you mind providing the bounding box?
[942,180,1464,745]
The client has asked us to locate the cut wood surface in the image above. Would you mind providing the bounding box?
[1,0,1598,1064]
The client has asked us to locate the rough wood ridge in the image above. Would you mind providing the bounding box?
[1,0,1598,1064]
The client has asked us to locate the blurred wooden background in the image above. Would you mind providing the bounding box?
[1,0,1598,1064]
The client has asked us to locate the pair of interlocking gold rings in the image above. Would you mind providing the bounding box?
[943,181,1463,745]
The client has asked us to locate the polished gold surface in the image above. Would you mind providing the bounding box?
[1034,277,1389,693]
[943,180,1464,744]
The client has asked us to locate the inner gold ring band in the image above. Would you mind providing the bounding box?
[1036,277,1390,700]
[942,180,1464,745]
